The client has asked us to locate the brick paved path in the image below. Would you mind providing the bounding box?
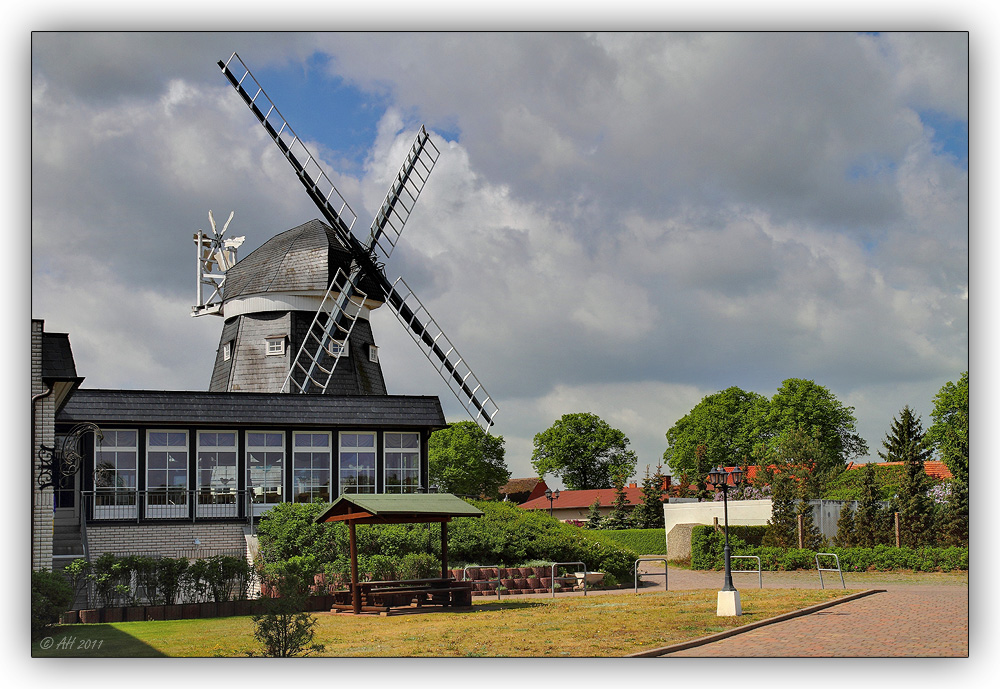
[630,565,969,657]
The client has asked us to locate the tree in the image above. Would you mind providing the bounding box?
[928,372,968,547]
[429,421,510,499]
[878,405,933,465]
[762,471,798,548]
[854,462,888,547]
[765,378,868,472]
[585,498,603,529]
[663,387,770,480]
[531,412,638,490]
[602,468,633,530]
[928,372,968,483]
[631,464,667,529]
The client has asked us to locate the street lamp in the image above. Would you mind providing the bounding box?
[706,465,744,616]
[544,488,560,518]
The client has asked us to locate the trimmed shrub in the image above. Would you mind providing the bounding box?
[585,528,666,555]
[32,569,74,639]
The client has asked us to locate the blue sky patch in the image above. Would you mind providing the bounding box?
[919,109,968,169]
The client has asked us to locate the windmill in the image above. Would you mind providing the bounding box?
[192,209,245,317]
[214,52,499,432]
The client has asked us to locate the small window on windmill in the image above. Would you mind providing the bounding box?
[222,341,232,362]
[368,344,379,363]
[265,336,286,356]
[327,340,349,359]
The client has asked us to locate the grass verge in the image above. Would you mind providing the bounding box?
[33,588,850,658]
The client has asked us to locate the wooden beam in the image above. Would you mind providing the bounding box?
[321,511,374,523]
[324,514,452,525]
[349,521,360,615]
[441,521,448,579]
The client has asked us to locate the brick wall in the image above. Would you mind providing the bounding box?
[31,320,54,571]
[86,523,250,560]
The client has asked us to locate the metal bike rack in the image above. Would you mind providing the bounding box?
[551,561,588,598]
[815,553,846,589]
[463,565,504,600]
[633,558,668,594]
[730,555,762,589]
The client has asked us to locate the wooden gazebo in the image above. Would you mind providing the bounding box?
[314,493,483,614]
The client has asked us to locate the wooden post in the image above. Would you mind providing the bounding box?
[713,516,720,532]
[797,514,805,549]
[894,512,901,548]
[441,520,449,579]
[349,521,360,615]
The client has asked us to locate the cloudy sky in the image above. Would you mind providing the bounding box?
[30,30,971,486]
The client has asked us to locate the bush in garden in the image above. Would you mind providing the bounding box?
[156,557,189,605]
[32,569,74,639]
[202,555,253,602]
[63,558,91,606]
[361,554,398,581]
[397,552,440,580]
[89,552,131,607]
[260,555,321,598]
[585,528,666,556]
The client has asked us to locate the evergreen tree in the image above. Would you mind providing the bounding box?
[878,405,933,464]
[833,503,856,547]
[631,464,667,529]
[762,471,798,547]
[603,469,632,529]
[853,463,884,547]
[585,498,603,530]
[794,491,824,549]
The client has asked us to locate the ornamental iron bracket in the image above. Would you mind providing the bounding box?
[37,422,103,490]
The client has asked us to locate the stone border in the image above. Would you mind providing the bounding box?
[627,588,885,657]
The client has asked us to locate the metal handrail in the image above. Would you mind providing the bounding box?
[634,558,668,594]
[730,555,763,589]
[550,561,587,598]
[462,565,505,600]
[80,488,281,525]
[815,552,846,589]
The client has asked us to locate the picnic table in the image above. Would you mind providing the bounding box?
[329,577,473,615]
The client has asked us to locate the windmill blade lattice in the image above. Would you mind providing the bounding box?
[367,126,440,260]
[387,277,499,431]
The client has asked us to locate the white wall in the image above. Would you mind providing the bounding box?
[663,500,773,551]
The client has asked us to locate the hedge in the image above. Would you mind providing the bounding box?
[256,500,640,581]
[690,525,968,572]
[585,528,667,555]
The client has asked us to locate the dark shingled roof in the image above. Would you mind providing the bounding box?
[221,219,384,302]
[57,389,446,429]
[41,332,81,381]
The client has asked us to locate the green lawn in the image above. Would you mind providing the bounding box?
[33,588,849,658]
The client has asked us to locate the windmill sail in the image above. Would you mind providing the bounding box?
[219,52,498,430]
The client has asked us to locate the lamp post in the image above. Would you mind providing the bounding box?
[544,488,560,518]
[706,465,743,616]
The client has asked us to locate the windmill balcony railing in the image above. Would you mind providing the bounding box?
[81,489,259,523]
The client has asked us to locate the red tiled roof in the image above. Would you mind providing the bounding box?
[846,460,953,480]
[519,486,646,510]
[500,478,542,494]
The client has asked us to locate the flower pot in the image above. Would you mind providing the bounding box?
[540,578,552,589]
[125,606,145,622]
[526,577,541,589]
[519,567,533,578]
[500,579,517,590]
[164,604,184,620]
[533,566,550,578]
[217,601,235,617]
[60,610,79,625]
[514,578,530,590]
[480,567,497,580]
[103,607,123,623]
[79,609,102,624]
[473,581,491,592]
[145,605,165,621]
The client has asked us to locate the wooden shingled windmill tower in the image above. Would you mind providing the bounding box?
[191,52,498,432]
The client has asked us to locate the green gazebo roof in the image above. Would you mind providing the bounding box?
[314,493,484,524]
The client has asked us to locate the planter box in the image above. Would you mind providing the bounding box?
[514,578,530,590]
[60,610,80,625]
[572,572,606,586]
[103,607,123,623]
[500,579,517,589]
[533,566,550,578]
[125,606,146,622]
[79,609,102,624]
[526,577,541,589]
[164,604,184,620]
[145,606,165,621]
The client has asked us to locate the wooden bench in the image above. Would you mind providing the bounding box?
[330,577,473,614]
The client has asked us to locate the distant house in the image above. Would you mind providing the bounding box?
[499,477,549,504]
[518,481,668,522]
